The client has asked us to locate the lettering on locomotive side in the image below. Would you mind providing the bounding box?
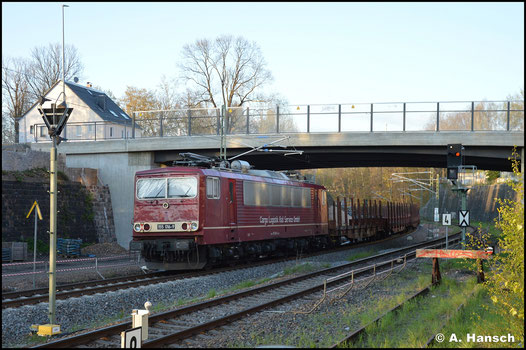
[259,216,301,224]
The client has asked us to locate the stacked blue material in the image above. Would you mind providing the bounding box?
[57,238,82,257]
[2,248,12,262]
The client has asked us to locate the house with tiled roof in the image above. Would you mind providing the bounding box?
[18,80,142,143]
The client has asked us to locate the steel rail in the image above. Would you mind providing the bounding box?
[3,227,415,309]
[32,232,462,348]
[142,235,465,348]
[424,290,477,347]
[2,270,172,301]
[330,285,433,348]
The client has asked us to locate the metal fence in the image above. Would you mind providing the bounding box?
[2,253,141,280]
[31,100,524,142]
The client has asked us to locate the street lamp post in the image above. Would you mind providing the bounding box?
[62,4,69,98]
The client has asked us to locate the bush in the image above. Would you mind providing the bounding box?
[486,148,524,340]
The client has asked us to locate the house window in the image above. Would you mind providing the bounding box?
[121,130,124,138]
[30,126,34,134]
[88,124,94,133]
[110,127,113,137]
[76,125,82,137]
[40,126,46,137]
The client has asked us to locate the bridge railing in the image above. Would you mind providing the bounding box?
[30,100,524,142]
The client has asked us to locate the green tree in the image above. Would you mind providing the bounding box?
[485,170,501,184]
[487,149,524,339]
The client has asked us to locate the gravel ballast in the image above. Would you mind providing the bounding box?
[2,226,448,347]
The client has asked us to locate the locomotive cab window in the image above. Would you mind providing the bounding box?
[206,177,220,199]
[168,177,197,198]
[137,178,166,199]
[137,177,197,199]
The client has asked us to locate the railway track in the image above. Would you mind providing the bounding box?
[32,232,462,348]
[331,285,434,348]
[2,228,416,310]
[331,241,476,349]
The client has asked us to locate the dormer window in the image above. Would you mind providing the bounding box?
[96,95,106,110]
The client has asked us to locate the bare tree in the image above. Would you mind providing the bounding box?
[25,43,84,101]
[154,75,187,136]
[2,57,32,143]
[179,35,273,133]
[156,75,180,110]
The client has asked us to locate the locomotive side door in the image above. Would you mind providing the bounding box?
[227,179,238,241]
[314,189,320,234]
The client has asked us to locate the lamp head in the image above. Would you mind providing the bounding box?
[38,96,51,106]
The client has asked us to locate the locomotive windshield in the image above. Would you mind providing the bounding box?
[137,177,197,199]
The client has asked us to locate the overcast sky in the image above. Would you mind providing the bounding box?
[2,2,524,105]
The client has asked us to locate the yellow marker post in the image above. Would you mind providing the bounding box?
[27,200,43,288]
[27,200,43,220]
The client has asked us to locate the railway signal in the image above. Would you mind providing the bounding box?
[446,144,470,247]
[459,210,470,227]
[34,95,72,334]
[446,144,463,180]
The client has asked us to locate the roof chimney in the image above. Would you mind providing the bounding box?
[87,82,92,88]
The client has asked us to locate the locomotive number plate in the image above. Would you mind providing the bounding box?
[157,224,176,230]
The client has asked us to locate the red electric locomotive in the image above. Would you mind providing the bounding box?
[130,156,329,270]
[130,153,420,270]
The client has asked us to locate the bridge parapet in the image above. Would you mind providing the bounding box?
[31,100,523,143]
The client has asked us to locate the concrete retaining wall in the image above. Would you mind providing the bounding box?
[421,183,519,223]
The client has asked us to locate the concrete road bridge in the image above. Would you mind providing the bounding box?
[28,100,524,248]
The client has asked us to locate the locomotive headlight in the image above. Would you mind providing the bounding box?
[144,223,151,231]
[134,223,141,232]
[181,223,188,231]
[191,222,198,231]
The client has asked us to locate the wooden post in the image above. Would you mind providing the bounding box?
[477,259,484,283]
[432,257,441,285]
[417,249,492,285]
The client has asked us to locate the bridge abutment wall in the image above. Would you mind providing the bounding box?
[64,152,156,249]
